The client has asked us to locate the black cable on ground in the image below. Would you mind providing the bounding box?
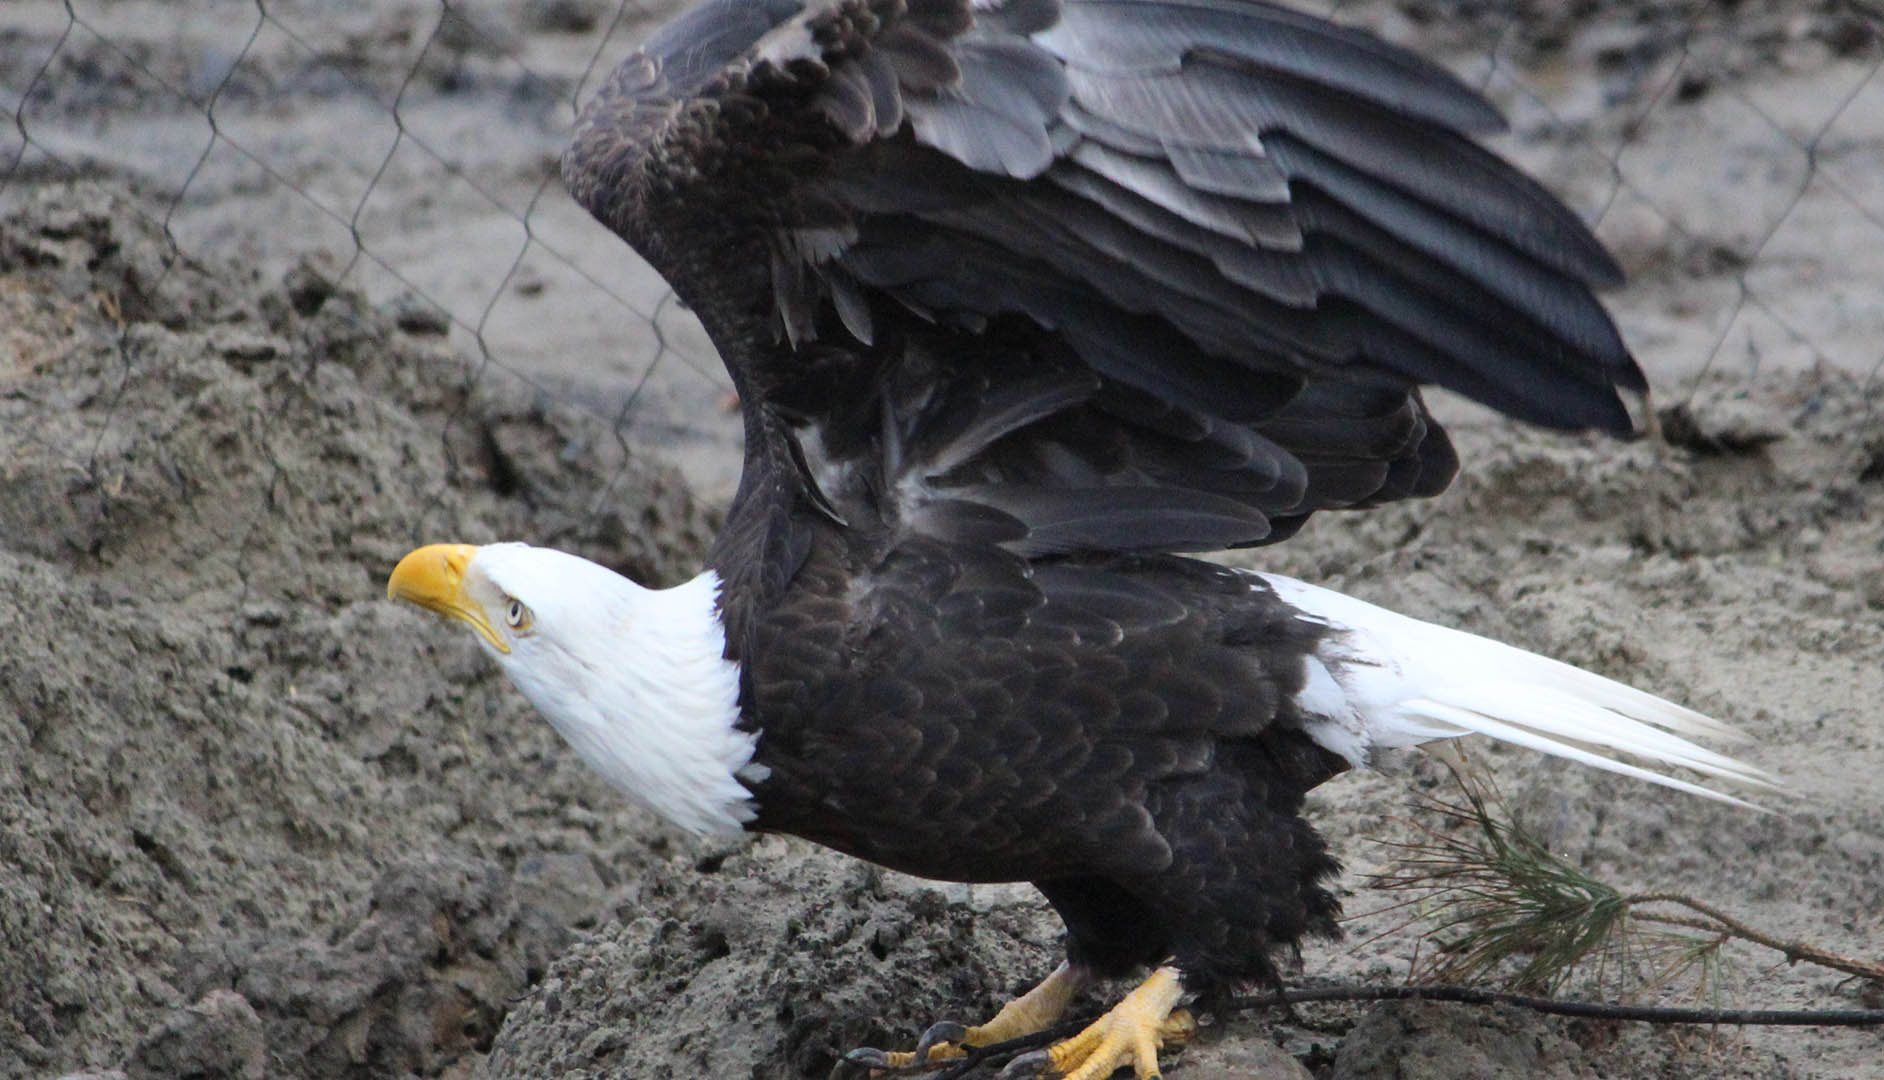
[1235,984,1884,1027]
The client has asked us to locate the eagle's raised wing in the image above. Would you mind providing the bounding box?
[564,0,1641,557]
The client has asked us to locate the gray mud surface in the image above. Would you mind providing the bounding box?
[5,1,1884,1078]
[1,185,715,1079]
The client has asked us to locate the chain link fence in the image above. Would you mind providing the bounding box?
[4,7,1883,1076]
[6,0,1883,504]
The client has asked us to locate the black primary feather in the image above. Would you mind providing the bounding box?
[562,0,1648,1007]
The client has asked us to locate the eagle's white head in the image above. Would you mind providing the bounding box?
[386,542,760,833]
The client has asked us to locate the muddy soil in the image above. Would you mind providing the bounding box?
[1,184,716,1079]
[478,365,1884,1080]
[3,1,1883,1078]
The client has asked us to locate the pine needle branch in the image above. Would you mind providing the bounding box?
[1366,761,1884,1001]
[1366,768,1640,994]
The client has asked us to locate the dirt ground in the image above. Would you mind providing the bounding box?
[3,2,1883,1079]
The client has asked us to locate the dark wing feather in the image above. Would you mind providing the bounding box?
[1037,0,1508,133]
[563,0,1645,573]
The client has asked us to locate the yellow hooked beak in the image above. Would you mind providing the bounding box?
[387,543,511,654]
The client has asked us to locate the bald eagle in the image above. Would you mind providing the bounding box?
[388,0,1776,1075]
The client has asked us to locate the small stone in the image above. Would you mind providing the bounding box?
[281,254,341,317]
[1657,398,1787,456]
[129,989,267,1080]
[389,292,452,336]
[524,0,604,34]
[1176,1030,1314,1079]
[208,326,283,369]
[1332,1002,1589,1080]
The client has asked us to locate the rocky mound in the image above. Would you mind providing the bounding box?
[4,182,1879,1080]
[0,182,713,1079]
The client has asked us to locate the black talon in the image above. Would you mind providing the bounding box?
[843,1047,895,1069]
[998,1049,1051,1079]
[913,1019,969,1060]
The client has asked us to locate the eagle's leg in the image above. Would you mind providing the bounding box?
[1005,965,1193,1080]
[863,960,1090,1068]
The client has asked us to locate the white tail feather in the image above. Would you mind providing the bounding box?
[1255,573,1780,808]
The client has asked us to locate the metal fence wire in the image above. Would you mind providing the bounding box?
[6,0,1883,506]
[5,6,1884,1075]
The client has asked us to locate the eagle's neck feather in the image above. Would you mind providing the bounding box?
[503,568,757,834]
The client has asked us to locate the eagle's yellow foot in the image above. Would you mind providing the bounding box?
[847,961,1089,1072]
[1003,965,1191,1080]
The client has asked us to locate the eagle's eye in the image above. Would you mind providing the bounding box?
[504,598,532,631]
